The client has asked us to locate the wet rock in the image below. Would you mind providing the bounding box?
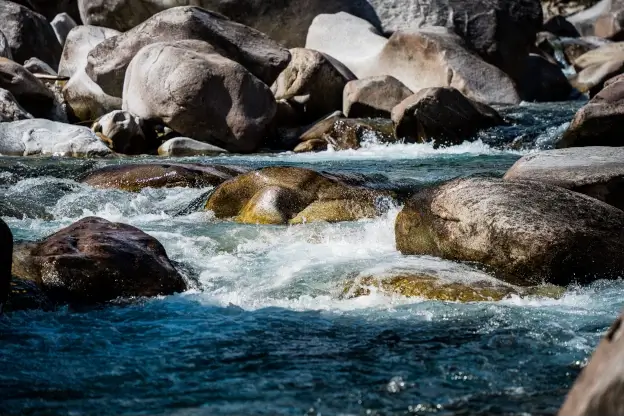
[0,1,62,68]
[205,167,392,225]
[11,217,186,305]
[23,58,57,76]
[0,88,32,122]
[306,16,520,105]
[297,115,395,151]
[0,119,112,157]
[86,6,290,98]
[518,54,573,102]
[81,163,245,191]
[51,13,77,47]
[559,310,624,415]
[271,48,355,123]
[91,110,147,155]
[0,218,12,311]
[391,87,505,147]
[543,15,581,37]
[4,276,54,312]
[123,40,276,153]
[504,147,624,210]
[293,138,329,153]
[395,177,624,286]
[343,76,413,119]
[0,57,56,118]
[158,137,228,157]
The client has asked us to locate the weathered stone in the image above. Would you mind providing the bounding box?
[51,13,78,47]
[81,163,245,191]
[0,119,112,156]
[0,88,32,122]
[572,58,624,95]
[91,110,147,155]
[567,0,618,36]
[518,54,573,102]
[0,57,55,118]
[504,147,624,210]
[298,115,395,151]
[23,57,57,76]
[123,40,276,153]
[11,217,186,305]
[343,76,413,119]
[158,137,228,157]
[391,87,505,147]
[574,42,624,70]
[395,177,624,286]
[0,217,12,311]
[293,138,329,153]
[86,6,290,97]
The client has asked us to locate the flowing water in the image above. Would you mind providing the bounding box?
[0,102,621,415]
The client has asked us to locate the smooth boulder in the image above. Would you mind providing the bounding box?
[504,147,624,210]
[81,163,245,191]
[91,110,147,155]
[205,167,391,224]
[0,88,32,121]
[343,76,413,119]
[51,12,78,47]
[0,119,112,156]
[158,137,228,157]
[391,87,505,147]
[86,6,291,97]
[395,177,624,286]
[11,217,186,305]
[0,217,12,311]
[123,41,276,153]
[0,58,55,118]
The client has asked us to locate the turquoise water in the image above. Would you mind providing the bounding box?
[1,102,617,415]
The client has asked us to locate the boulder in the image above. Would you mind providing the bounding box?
[567,0,618,36]
[23,57,57,76]
[81,163,245,191]
[0,31,12,60]
[296,115,395,151]
[11,217,186,305]
[396,177,624,286]
[158,137,228,157]
[543,15,582,37]
[559,311,624,415]
[574,42,624,69]
[0,88,32,121]
[306,16,521,105]
[558,75,624,147]
[271,48,355,123]
[518,54,574,102]
[86,6,291,98]
[123,41,276,153]
[0,1,62,68]
[59,25,121,78]
[91,110,147,155]
[0,217,12,311]
[343,76,413,119]
[0,57,55,117]
[0,119,112,156]
[391,87,505,147]
[205,166,391,224]
[51,12,78,47]
[572,57,624,95]
[11,0,80,22]
[504,147,624,210]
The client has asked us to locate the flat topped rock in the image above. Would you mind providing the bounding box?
[504,147,624,210]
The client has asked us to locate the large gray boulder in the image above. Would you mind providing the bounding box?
[85,6,291,98]
[306,16,520,105]
[158,137,228,157]
[504,147,624,210]
[59,25,121,78]
[123,40,276,153]
[0,119,112,156]
[343,76,413,119]
[0,57,56,118]
[395,177,624,286]
[0,88,32,121]
[0,217,12,312]
[0,1,62,68]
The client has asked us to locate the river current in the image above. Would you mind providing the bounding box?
[0,102,620,415]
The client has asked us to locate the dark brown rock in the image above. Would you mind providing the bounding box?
[518,54,573,102]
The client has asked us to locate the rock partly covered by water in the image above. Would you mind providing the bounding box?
[11,216,187,305]
[0,217,12,311]
[559,310,624,415]
[81,163,246,191]
[158,137,228,157]
[395,177,624,286]
[392,87,505,147]
[91,110,148,155]
[205,167,392,224]
[504,147,624,210]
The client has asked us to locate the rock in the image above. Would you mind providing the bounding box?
[59,25,121,78]
[504,147,624,210]
[518,54,573,102]
[0,1,62,68]
[271,48,355,123]
[568,0,618,36]
[0,217,12,311]
[391,87,505,147]
[293,138,329,153]
[543,0,602,20]
[86,6,291,98]
[558,75,624,147]
[343,76,413,119]
[4,276,53,312]
[297,115,395,151]
[91,110,147,155]
[205,166,391,224]
[11,0,80,22]
[594,2,624,38]
[23,57,57,76]
[0,57,55,118]
[11,217,186,305]
[395,177,624,286]
[572,57,624,95]
[306,16,521,105]
[158,137,228,157]
[543,15,581,37]
[559,311,624,415]
[51,13,78,47]
[0,31,12,60]
[0,88,32,121]
[558,36,610,64]
[0,119,112,156]
[574,42,624,70]
[81,163,245,191]
[123,40,276,153]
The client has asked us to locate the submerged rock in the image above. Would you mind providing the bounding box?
[504,147,624,210]
[205,167,392,224]
[395,177,624,286]
[0,217,12,311]
[11,217,187,305]
[81,163,245,191]
[158,137,228,157]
